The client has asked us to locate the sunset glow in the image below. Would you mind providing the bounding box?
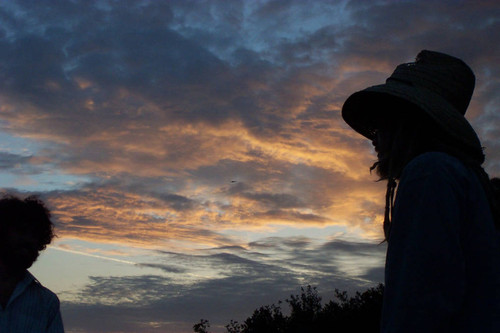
[1,1,499,332]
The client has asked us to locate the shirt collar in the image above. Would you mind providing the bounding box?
[6,270,34,309]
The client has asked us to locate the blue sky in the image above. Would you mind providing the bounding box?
[1,0,499,332]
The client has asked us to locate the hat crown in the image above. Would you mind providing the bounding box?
[341,50,483,163]
[387,50,475,116]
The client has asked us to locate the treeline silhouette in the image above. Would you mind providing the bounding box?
[193,284,384,333]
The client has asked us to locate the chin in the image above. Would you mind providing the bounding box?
[2,251,39,272]
[375,159,391,180]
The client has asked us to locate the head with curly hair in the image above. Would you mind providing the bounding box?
[0,195,55,273]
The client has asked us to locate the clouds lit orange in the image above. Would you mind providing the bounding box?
[0,1,498,332]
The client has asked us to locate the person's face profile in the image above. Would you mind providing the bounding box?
[372,127,394,159]
[0,225,40,271]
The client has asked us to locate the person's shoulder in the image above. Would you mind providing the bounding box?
[29,274,60,305]
[410,151,464,166]
[401,152,469,182]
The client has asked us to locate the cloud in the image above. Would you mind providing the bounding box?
[0,151,32,169]
[0,0,391,246]
[0,0,494,246]
[61,236,385,332]
[136,263,188,274]
[0,2,499,331]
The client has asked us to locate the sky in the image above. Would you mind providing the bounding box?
[0,0,499,332]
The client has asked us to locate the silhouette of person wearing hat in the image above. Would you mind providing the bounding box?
[0,195,64,332]
[342,50,500,332]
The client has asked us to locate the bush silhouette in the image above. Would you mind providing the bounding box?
[193,319,210,333]
[193,284,384,333]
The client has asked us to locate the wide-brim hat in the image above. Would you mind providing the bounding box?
[342,50,484,163]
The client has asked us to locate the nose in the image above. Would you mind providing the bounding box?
[372,134,379,150]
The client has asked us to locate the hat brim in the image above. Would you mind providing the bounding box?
[341,81,481,151]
